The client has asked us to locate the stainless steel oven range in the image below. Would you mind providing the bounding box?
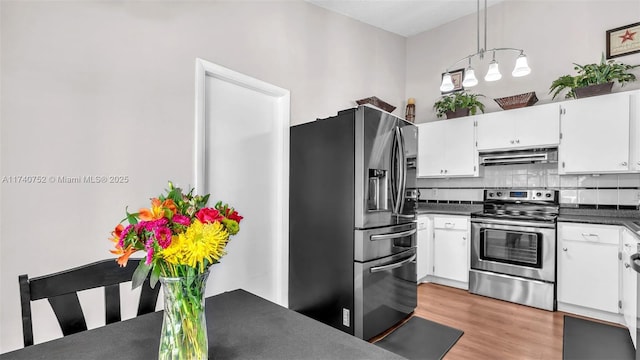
[469,189,559,311]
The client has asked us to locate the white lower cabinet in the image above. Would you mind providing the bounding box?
[416,215,433,282]
[622,228,638,348]
[557,222,620,316]
[429,215,470,289]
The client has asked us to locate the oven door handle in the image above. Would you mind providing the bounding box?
[471,217,556,229]
[370,229,417,241]
[370,254,417,273]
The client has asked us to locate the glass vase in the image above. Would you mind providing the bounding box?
[158,270,210,360]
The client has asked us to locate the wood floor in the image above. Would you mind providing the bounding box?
[374,282,624,360]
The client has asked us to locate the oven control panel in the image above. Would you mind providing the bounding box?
[486,189,557,202]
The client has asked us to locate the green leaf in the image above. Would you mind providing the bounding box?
[150,264,161,289]
[131,261,152,290]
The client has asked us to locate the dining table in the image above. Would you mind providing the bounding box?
[0,289,404,360]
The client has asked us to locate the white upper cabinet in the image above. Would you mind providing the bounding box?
[559,92,631,174]
[630,92,640,172]
[476,103,560,151]
[417,116,478,178]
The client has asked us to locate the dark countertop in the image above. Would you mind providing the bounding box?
[0,289,403,360]
[558,208,640,236]
[416,203,483,216]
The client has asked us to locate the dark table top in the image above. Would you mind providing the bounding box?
[0,289,403,360]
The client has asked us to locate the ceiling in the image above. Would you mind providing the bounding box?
[305,0,505,37]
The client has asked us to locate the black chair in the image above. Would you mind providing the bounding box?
[19,258,161,347]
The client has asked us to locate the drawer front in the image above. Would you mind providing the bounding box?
[558,222,619,245]
[434,216,468,230]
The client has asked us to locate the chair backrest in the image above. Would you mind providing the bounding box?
[19,258,160,347]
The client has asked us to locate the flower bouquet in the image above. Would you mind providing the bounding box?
[109,181,242,360]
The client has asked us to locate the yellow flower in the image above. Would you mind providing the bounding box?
[159,220,229,272]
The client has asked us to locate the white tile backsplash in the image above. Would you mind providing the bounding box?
[560,190,578,204]
[577,175,597,188]
[597,174,619,188]
[619,174,640,188]
[577,189,597,204]
[560,175,578,188]
[418,164,639,208]
[619,189,640,206]
[597,189,618,205]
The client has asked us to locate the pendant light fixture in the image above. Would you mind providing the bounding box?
[440,0,531,90]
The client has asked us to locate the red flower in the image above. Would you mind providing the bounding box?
[225,209,243,223]
[195,208,224,224]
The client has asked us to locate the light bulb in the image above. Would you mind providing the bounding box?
[512,54,531,77]
[462,67,478,87]
[440,73,455,92]
[484,60,502,82]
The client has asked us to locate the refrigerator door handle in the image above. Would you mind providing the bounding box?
[392,126,403,215]
[630,253,640,273]
[397,125,407,215]
[370,254,417,273]
[370,228,417,241]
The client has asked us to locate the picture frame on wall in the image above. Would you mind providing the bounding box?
[441,68,465,94]
[606,22,640,59]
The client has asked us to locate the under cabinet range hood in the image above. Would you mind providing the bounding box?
[479,148,558,166]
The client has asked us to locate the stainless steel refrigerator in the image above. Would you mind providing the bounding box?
[289,105,418,340]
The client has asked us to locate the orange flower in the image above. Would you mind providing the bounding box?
[109,224,124,244]
[139,198,177,221]
[110,244,137,267]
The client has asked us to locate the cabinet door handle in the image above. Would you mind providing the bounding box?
[444,222,455,228]
[562,247,568,251]
[625,263,631,269]
[510,140,515,144]
[516,139,520,144]
[462,237,466,240]
[440,170,444,174]
[444,169,448,174]
[581,233,599,238]
[621,162,628,166]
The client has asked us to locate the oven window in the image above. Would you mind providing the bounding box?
[480,229,542,268]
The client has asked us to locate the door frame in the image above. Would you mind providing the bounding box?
[193,58,290,306]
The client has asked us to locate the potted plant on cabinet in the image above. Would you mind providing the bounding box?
[549,53,639,100]
[433,91,485,119]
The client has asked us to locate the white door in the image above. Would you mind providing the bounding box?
[194,59,290,306]
[445,116,477,176]
[417,122,446,177]
[559,93,630,174]
[433,229,468,283]
[513,103,560,148]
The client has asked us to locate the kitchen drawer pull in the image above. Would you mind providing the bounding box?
[444,222,455,228]
[581,233,599,237]
[370,229,417,241]
[370,254,417,273]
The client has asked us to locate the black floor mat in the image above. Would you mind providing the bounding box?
[563,315,634,360]
[375,317,464,360]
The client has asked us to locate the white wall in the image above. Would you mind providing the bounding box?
[407,1,640,123]
[0,1,406,352]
